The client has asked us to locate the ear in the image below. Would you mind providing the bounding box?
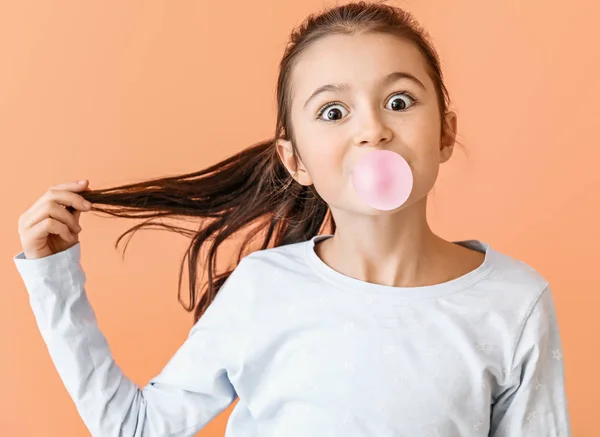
[275,138,314,186]
[439,110,457,164]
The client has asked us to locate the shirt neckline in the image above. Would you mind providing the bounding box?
[303,234,495,299]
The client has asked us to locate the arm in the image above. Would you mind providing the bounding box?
[489,285,571,436]
[13,242,250,437]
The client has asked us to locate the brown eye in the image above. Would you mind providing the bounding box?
[316,92,417,123]
[317,102,348,122]
[386,93,415,111]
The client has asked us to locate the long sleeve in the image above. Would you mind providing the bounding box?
[13,242,251,437]
[489,285,571,436]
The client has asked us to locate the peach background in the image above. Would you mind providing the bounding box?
[1,0,598,435]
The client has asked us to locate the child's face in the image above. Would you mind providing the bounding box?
[277,32,457,215]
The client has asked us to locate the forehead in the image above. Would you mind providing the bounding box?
[290,32,431,100]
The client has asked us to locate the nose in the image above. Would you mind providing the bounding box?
[354,108,393,147]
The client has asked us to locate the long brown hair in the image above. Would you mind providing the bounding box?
[79,0,462,324]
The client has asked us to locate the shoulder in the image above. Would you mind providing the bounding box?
[481,243,554,321]
[490,246,549,290]
[241,238,309,276]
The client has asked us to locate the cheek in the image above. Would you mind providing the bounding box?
[305,143,345,183]
[297,139,348,200]
[396,123,443,195]
[407,148,442,199]
[294,124,344,175]
[401,112,440,147]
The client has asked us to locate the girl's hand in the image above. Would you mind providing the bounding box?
[18,180,92,259]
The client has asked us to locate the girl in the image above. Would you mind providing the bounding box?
[15,1,571,436]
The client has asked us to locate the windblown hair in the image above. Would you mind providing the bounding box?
[79,0,460,324]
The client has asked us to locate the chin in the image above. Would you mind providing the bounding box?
[342,200,408,216]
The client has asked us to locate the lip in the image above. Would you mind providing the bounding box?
[350,148,405,170]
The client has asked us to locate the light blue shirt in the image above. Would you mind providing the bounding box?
[13,235,571,436]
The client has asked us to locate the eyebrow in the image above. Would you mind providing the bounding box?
[303,71,427,110]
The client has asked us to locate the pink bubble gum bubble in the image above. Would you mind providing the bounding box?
[351,149,413,211]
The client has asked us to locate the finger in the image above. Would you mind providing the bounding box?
[72,209,83,231]
[30,217,74,243]
[21,195,85,232]
[50,179,89,191]
[28,180,91,213]
[48,189,92,211]
[19,181,90,234]
[22,202,82,234]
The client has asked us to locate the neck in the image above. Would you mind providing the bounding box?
[320,196,449,288]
